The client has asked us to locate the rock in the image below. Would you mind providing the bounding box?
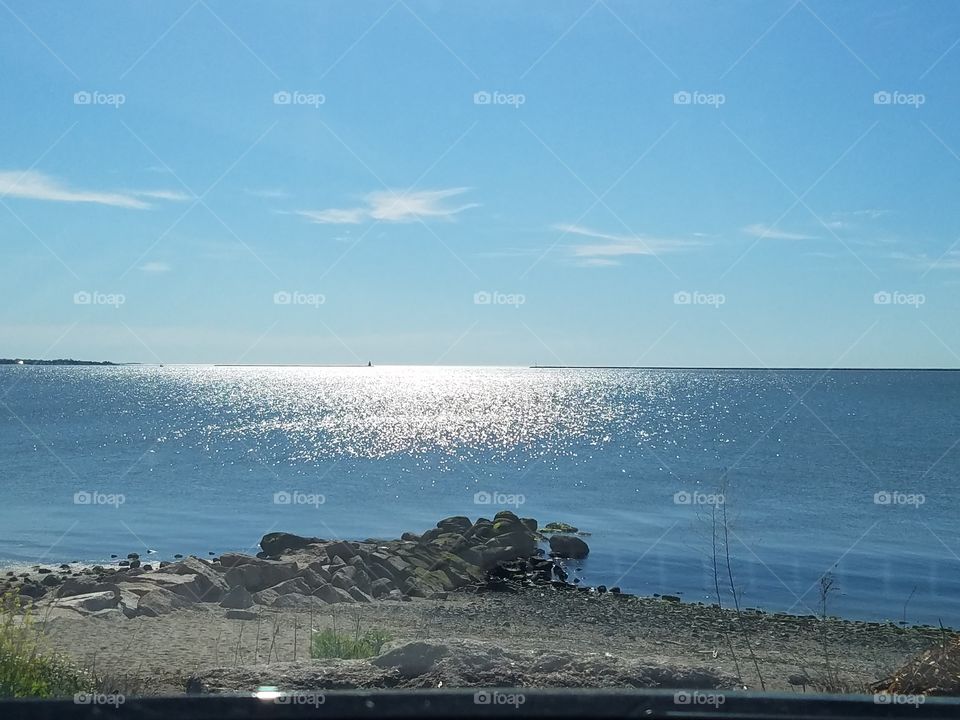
[346,586,374,603]
[520,517,538,532]
[386,589,405,601]
[225,609,258,621]
[259,532,325,557]
[168,557,229,602]
[313,583,355,604]
[428,591,448,600]
[436,515,472,535]
[548,535,589,559]
[326,541,357,563]
[223,558,298,592]
[57,576,117,598]
[118,561,130,567]
[41,574,62,587]
[37,568,52,574]
[219,586,254,610]
[143,564,153,571]
[296,567,330,589]
[371,640,452,677]
[400,532,420,542]
[137,587,190,616]
[264,577,313,596]
[370,578,395,598]
[52,590,118,614]
[129,560,141,569]
[128,553,140,560]
[542,521,579,534]
[251,589,280,607]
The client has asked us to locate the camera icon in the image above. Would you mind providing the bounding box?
[873,491,891,505]
[673,91,692,105]
[473,291,491,305]
[273,291,292,305]
[873,291,891,305]
[74,491,92,505]
[873,91,892,105]
[673,291,692,305]
[473,91,492,105]
[673,491,692,505]
[473,491,492,505]
[273,90,292,105]
[73,291,92,305]
[473,691,492,705]
[273,491,292,505]
[874,694,892,705]
[674,691,692,705]
[73,91,92,105]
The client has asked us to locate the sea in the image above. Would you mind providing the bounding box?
[1,365,957,625]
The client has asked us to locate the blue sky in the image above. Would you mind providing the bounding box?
[1,0,959,367]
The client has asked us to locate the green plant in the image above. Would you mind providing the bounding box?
[0,592,94,698]
[310,613,391,660]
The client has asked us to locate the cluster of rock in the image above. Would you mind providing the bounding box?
[17,512,591,619]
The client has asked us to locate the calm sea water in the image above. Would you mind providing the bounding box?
[1,365,958,625]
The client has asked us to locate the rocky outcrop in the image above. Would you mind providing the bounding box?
[25,512,591,619]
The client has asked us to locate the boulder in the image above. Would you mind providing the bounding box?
[264,578,313,596]
[219,586,254,610]
[371,641,452,677]
[251,589,280,607]
[548,534,589,559]
[52,590,118,614]
[346,586,374,603]
[370,577,395,598]
[326,541,356,563]
[56,576,117,598]
[260,532,325,557]
[223,559,298,592]
[168,557,229,602]
[435,516,472,535]
[313,583,355,604]
[225,609,258,621]
[137,587,190,617]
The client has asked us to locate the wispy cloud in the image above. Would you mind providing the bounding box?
[297,187,478,225]
[558,224,700,266]
[889,249,960,271]
[137,261,172,273]
[743,223,819,241]
[0,170,187,209]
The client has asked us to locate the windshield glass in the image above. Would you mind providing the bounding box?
[1,0,958,712]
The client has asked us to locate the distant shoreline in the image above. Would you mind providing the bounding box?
[0,358,121,366]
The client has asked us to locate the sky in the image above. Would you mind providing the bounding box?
[1,0,959,367]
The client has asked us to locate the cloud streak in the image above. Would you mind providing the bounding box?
[297,187,478,225]
[557,223,701,266]
[0,170,189,209]
[743,223,819,241]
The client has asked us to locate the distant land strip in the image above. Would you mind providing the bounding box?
[0,358,118,366]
